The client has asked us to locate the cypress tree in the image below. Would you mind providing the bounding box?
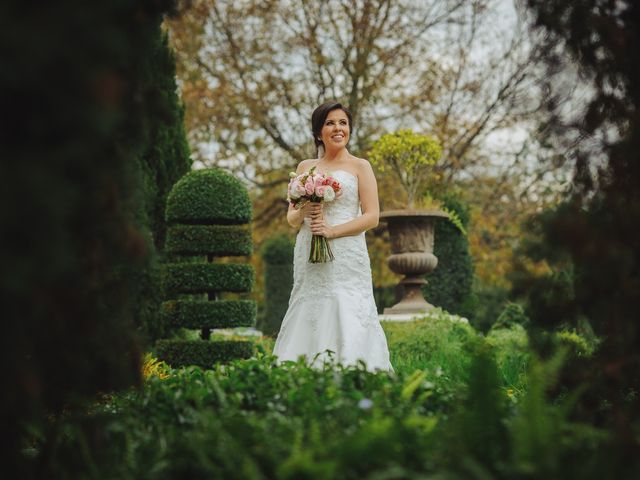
[0,0,179,474]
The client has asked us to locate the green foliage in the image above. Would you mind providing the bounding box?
[162,299,256,329]
[137,28,192,251]
[261,234,295,264]
[260,235,294,336]
[470,282,510,333]
[33,343,618,479]
[519,1,640,455]
[155,339,253,368]
[486,324,530,394]
[439,205,467,236]
[1,0,182,474]
[382,311,477,384]
[368,129,442,207]
[163,263,254,294]
[166,168,252,225]
[423,194,475,319]
[165,224,252,256]
[443,343,509,477]
[369,129,442,173]
[159,167,256,368]
[493,302,530,330]
[128,14,192,346]
[554,330,596,358]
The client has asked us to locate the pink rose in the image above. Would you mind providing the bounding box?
[305,178,315,195]
[314,174,325,189]
[294,181,306,197]
[288,180,303,200]
[315,185,326,197]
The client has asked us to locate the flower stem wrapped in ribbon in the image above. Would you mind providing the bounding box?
[287,166,342,263]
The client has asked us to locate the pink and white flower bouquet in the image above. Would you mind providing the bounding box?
[287,166,342,263]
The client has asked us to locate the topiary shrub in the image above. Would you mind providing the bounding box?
[156,168,256,368]
[423,194,475,318]
[165,168,252,225]
[260,234,294,336]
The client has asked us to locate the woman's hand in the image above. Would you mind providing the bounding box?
[300,201,323,220]
[310,214,336,239]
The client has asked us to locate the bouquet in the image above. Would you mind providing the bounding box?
[287,166,342,263]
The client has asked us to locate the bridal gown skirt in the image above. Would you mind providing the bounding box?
[272,170,394,372]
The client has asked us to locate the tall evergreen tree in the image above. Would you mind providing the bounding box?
[516,0,640,463]
[0,0,180,474]
[130,16,193,344]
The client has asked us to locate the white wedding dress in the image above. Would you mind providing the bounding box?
[273,169,394,372]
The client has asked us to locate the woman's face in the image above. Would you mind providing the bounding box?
[320,109,350,149]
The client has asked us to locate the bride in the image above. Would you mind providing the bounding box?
[272,101,394,372]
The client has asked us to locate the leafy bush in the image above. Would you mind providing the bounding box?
[166,224,252,256]
[260,234,294,336]
[163,263,254,295]
[155,339,253,368]
[493,302,530,330]
[423,194,475,319]
[554,329,596,358]
[166,169,252,225]
[486,324,530,394]
[162,299,256,329]
[158,168,256,367]
[33,347,616,480]
[382,310,478,384]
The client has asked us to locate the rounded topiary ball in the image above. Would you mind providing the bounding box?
[166,168,252,225]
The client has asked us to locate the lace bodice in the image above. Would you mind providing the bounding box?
[292,170,377,325]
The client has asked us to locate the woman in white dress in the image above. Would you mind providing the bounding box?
[273,102,394,372]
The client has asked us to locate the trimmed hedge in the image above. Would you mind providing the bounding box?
[423,194,475,319]
[260,235,294,336]
[166,169,252,225]
[162,299,256,329]
[155,339,253,368]
[165,224,252,256]
[163,263,254,294]
[160,167,256,368]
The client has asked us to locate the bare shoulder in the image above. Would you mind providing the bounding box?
[352,156,375,176]
[296,158,317,174]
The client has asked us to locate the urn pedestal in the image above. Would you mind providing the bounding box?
[379,209,448,316]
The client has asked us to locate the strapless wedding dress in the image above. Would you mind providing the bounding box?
[273,169,394,372]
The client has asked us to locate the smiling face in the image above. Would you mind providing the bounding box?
[320,109,350,149]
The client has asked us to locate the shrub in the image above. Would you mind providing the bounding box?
[163,263,254,294]
[155,339,253,368]
[423,194,475,319]
[260,234,294,336]
[382,310,477,384]
[158,168,256,367]
[166,168,252,225]
[165,224,252,256]
[486,324,530,393]
[493,301,530,330]
[162,299,256,330]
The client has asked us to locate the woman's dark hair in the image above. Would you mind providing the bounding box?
[311,102,353,153]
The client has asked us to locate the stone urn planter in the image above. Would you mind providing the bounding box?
[379,209,449,315]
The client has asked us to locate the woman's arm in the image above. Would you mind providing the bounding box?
[310,160,379,238]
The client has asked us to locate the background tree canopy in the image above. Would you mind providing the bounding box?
[167,0,572,310]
